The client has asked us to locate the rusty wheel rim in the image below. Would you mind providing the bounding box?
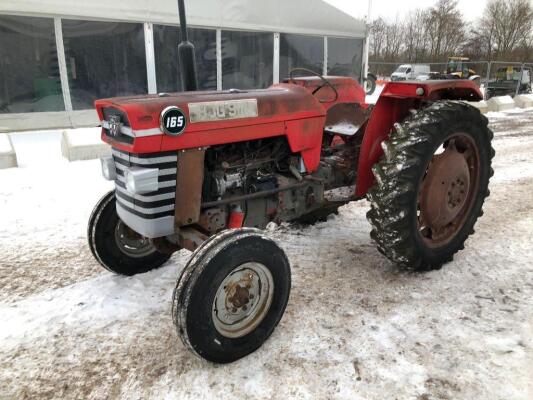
[417,133,480,247]
[212,262,274,339]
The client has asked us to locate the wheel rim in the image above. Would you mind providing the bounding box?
[417,133,480,247]
[114,220,156,258]
[212,262,274,339]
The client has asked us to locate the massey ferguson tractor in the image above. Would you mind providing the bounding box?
[88,0,494,363]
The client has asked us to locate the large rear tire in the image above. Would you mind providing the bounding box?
[88,191,171,276]
[367,101,495,271]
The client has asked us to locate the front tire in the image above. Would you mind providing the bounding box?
[88,191,171,275]
[367,101,495,271]
[172,228,291,363]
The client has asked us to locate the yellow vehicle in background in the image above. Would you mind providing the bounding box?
[446,56,477,79]
[430,56,481,86]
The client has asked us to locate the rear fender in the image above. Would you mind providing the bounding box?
[355,80,483,197]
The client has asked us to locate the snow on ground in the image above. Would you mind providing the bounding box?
[1,109,533,399]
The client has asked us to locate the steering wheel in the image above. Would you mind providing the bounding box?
[288,68,339,103]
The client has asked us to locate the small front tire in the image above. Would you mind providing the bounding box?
[172,228,291,363]
[88,191,171,276]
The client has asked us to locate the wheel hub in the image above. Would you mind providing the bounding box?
[418,134,480,246]
[212,262,274,338]
[420,147,471,228]
[114,220,155,258]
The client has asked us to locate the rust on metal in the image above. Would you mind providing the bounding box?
[418,135,480,246]
[175,148,206,227]
[177,227,209,252]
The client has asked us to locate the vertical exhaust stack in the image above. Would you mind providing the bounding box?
[177,0,198,91]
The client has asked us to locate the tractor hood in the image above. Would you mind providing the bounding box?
[95,84,326,154]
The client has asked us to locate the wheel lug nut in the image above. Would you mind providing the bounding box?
[242,305,247,311]
[249,294,254,299]
[232,307,237,313]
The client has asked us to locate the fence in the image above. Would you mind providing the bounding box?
[368,60,533,100]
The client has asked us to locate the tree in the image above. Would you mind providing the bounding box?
[424,0,466,61]
[471,0,533,61]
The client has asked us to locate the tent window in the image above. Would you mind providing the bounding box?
[0,15,64,114]
[279,34,324,80]
[153,25,217,93]
[62,20,147,110]
[221,30,273,90]
[327,37,364,80]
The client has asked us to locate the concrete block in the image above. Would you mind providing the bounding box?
[467,100,488,114]
[514,94,533,109]
[486,95,516,112]
[61,128,111,162]
[0,133,18,169]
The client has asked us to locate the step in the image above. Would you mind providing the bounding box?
[61,128,111,162]
[514,94,533,109]
[486,95,516,112]
[0,133,18,169]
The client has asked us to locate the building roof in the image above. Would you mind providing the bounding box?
[0,0,366,38]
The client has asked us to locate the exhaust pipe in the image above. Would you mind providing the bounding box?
[177,0,198,91]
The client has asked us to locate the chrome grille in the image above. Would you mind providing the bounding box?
[112,148,177,220]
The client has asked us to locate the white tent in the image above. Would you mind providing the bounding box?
[0,0,366,38]
[0,0,368,131]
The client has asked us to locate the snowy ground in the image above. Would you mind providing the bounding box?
[1,108,532,400]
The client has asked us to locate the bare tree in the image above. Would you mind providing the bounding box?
[404,10,430,62]
[424,0,466,61]
[368,0,533,66]
[477,0,533,60]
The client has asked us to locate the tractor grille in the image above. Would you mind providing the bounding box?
[112,148,177,219]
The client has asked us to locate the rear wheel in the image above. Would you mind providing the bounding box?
[367,101,495,271]
[172,228,291,363]
[88,191,171,275]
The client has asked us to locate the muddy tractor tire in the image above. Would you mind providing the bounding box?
[172,228,291,363]
[367,101,495,271]
[88,191,171,276]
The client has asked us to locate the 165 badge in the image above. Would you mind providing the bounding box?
[160,106,187,136]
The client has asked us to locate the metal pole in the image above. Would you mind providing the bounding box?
[484,61,491,100]
[516,64,524,97]
[363,0,372,79]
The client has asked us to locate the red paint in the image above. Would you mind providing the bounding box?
[355,80,482,197]
[228,210,245,229]
[95,77,482,199]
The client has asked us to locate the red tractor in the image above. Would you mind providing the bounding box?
[88,1,494,363]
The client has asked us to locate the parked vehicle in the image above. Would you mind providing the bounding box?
[87,0,494,364]
[390,64,430,81]
[430,56,481,86]
[486,66,532,99]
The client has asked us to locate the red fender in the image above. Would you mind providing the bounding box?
[355,80,483,197]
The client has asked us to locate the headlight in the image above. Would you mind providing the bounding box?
[100,156,117,181]
[123,167,159,195]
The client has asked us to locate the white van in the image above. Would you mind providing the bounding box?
[391,64,430,81]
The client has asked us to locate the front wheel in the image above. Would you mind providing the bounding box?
[87,191,171,275]
[367,101,495,271]
[172,228,291,363]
